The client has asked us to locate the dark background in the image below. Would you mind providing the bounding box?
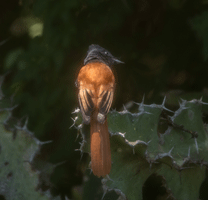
[1,0,208,199]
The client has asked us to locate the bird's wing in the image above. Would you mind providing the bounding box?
[97,86,114,123]
[78,86,94,124]
[78,84,114,124]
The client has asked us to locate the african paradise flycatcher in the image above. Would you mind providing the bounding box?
[76,44,123,177]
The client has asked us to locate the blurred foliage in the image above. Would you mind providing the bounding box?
[0,0,208,199]
[0,85,61,200]
[190,10,208,60]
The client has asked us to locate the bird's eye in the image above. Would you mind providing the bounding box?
[104,51,108,55]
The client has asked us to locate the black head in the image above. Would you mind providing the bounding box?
[84,44,124,67]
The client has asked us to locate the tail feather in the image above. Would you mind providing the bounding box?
[90,112,111,177]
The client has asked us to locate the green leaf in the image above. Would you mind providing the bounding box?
[77,99,208,200]
[0,98,61,200]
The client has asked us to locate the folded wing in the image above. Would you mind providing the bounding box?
[78,84,114,124]
[97,87,114,123]
[78,87,94,124]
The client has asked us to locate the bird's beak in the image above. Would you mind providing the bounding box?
[113,58,124,64]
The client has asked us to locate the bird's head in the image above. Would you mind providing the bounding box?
[84,44,124,67]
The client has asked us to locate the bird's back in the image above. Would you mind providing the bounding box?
[77,62,115,88]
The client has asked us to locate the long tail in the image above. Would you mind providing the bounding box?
[90,111,111,177]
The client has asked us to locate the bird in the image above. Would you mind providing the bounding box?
[76,44,123,177]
